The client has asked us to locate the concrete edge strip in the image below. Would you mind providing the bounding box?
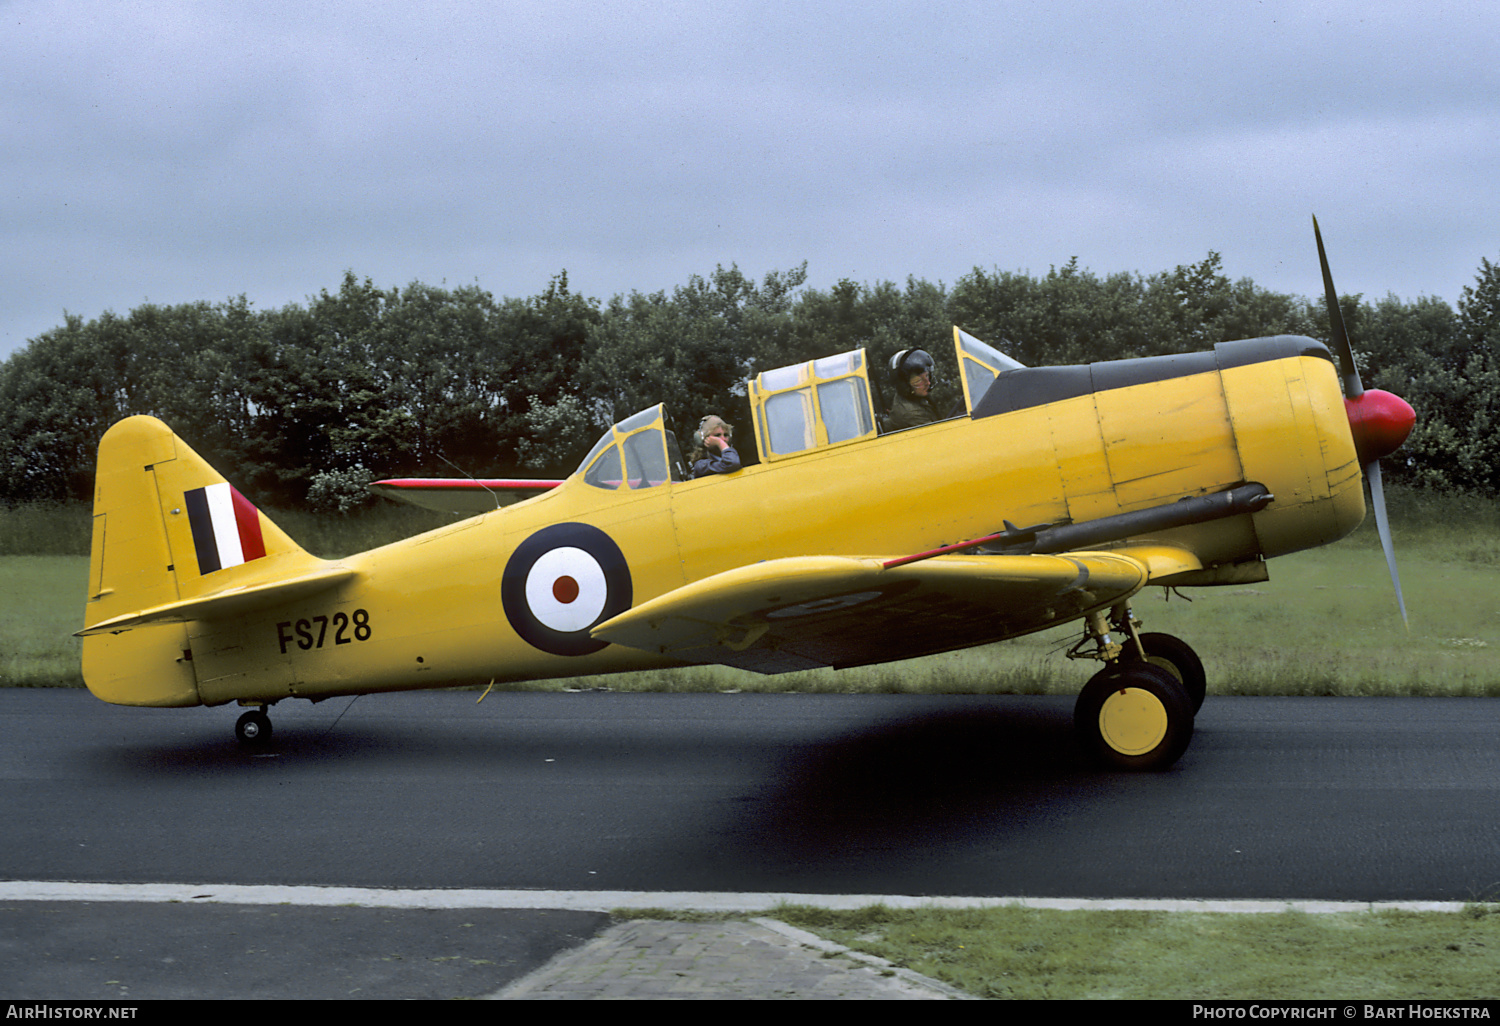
[747,917,977,999]
[0,881,1472,914]
[487,923,642,999]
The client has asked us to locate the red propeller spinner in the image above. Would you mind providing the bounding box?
[1345,388,1415,466]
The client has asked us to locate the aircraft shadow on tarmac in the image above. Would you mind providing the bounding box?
[77,695,1184,886]
[718,703,1168,869]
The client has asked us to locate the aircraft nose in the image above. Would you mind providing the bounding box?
[1345,389,1415,465]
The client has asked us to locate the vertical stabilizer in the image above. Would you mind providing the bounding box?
[82,416,321,706]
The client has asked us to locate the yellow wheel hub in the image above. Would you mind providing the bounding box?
[1145,655,1182,683]
[1097,687,1169,756]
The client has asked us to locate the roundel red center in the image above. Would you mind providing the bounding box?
[502,522,632,657]
[522,545,610,634]
[553,575,580,604]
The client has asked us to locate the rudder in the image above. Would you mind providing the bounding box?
[82,416,320,706]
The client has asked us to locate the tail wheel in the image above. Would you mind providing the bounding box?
[235,709,272,746]
[1074,662,1194,771]
[1123,632,1206,714]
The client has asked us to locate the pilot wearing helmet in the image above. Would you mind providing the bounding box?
[884,348,938,431]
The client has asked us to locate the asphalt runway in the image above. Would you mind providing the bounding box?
[4,688,1498,998]
[5,688,1498,899]
[1,901,609,1000]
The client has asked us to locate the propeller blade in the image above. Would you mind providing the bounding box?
[1316,216,1411,626]
[1364,459,1409,627]
[1313,214,1364,398]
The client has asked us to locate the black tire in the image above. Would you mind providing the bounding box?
[1123,632,1207,714]
[1074,662,1194,771]
[235,710,272,746]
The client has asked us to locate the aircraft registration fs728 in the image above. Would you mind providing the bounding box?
[79,221,1415,770]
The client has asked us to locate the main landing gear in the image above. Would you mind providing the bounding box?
[235,706,273,746]
[1068,606,1203,771]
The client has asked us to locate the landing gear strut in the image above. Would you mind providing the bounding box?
[1068,605,1203,770]
[235,708,272,746]
[1123,631,1206,714]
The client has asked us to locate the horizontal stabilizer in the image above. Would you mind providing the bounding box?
[78,566,357,636]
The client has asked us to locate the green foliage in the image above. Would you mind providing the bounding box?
[305,463,377,515]
[3,249,1499,505]
[515,393,592,472]
[586,263,807,462]
[1341,260,1500,494]
[0,504,90,556]
[794,275,955,419]
[268,504,452,558]
[949,251,1317,367]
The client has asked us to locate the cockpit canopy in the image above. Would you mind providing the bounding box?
[954,327,1025,412]
[748,349,878,462]
[574,329,1026,487]
[577,404,683,490]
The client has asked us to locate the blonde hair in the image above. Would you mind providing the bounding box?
[690,415,733,462]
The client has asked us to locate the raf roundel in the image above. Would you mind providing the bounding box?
[502,523,632,656]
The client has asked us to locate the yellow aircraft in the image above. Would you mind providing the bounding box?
[78,221,1415,770]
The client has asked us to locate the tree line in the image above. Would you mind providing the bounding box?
[2,252,1497,511]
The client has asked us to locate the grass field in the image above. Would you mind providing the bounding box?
[768,904,1500,1000]
[1,555,89,687]
[5,490,1499,694]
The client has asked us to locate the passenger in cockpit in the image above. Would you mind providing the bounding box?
[689,415,742,478]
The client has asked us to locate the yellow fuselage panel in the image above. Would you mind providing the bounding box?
[1220,353,1363,556]
[82,624,199,708]
[1097,371,1242,508]
[1047,394,1113,524]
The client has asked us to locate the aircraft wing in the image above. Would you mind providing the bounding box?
[591,551,1150,674]
[368,478,562,513]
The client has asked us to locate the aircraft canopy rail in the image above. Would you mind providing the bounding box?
[954,327,1026,414]
[578,404,685,490]
[747,349,878,462]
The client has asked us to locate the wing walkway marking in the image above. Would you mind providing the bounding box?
[0,881,1468,914]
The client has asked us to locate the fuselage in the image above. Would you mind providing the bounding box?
[83,335,1366,708]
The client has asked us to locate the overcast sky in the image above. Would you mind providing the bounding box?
[3,0,1497,359]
